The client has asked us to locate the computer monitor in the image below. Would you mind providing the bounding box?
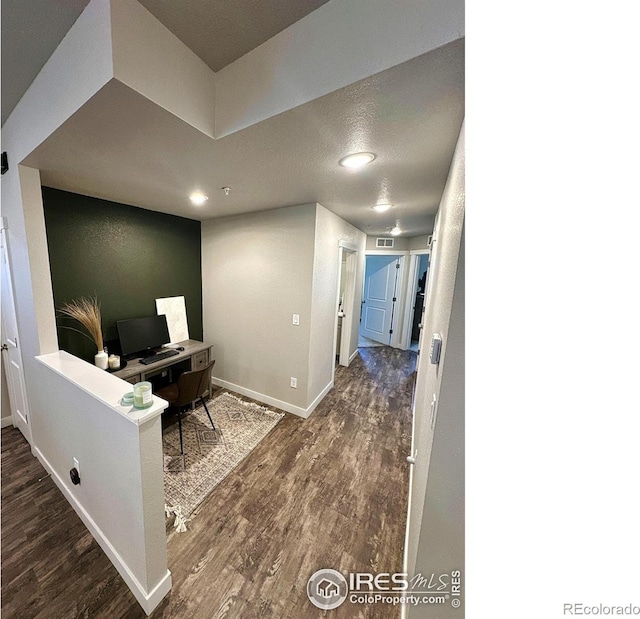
[116,315,171,357]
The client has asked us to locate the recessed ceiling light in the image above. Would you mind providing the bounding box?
[339,152,375,169]
[189,191,208,206]
[372,203,392,213]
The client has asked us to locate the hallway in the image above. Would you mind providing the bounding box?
[1,347,416,618]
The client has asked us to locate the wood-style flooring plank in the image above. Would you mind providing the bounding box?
[1,346,415,618]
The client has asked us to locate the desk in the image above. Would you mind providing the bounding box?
[113,339,212,385]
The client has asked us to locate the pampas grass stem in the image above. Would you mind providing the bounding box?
[58,296,104,352]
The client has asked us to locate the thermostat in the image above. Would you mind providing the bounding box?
[429,333,442,364]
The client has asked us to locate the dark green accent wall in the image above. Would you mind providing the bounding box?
[43,187,202,362]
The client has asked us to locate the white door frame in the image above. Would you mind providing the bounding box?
[399,249,431,350]
[332,242,358,381]
[1,221,33,444]
[362,250,409,349]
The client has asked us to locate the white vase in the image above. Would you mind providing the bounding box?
[95,350,108,370]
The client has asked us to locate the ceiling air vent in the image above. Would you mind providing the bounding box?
[376,238,394,248]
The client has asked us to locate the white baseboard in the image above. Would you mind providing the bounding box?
[349,349,359,364]
[1,416,14,429]
[306,380,334,416]
[211,377,333,419]
[32,446,172,615]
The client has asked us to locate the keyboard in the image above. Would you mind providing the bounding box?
[139,349,180,365]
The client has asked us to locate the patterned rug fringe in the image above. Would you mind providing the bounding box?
[163,392,284,534]
[165,504,191,533]
[219,391,271,411]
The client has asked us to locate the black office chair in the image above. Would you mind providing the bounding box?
[155,360,216,455]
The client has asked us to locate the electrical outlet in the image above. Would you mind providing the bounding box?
[73,457,80,475]
[290,377,297,388]
[292,314,300,326]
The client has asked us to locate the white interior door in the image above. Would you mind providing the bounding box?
[1,227,32,444]
[360,255,399,345]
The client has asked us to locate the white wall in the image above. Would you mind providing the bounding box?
[403,120,465,609]
[0,4,172,610]
[409,235,432,251]
[408,228,464,619]
[33,352,170,613]
[110,0,216,138]
[215,0,464,137]
[365,235,432,252]
[1,0,461,612]
[202,204,316,414]
[202,203,365,417]
[309,205,366,402]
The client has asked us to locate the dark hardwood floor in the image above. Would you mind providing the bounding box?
[1,346,416,618]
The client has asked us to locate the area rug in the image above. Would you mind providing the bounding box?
[163,392,284,532]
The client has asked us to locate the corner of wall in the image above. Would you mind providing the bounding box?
[110,0,216,138]
[307,204,366,408]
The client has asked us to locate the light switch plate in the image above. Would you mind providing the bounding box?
[292,314,300,326]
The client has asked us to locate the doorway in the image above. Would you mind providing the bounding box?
[359,254,402,347]
[409,253,430,352]
[1,225,32,444]
[333,244,358,373]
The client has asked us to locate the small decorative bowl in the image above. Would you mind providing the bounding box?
[120,392,135,406]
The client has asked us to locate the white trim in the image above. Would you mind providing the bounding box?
[336,247,358,369]
[142,572,173,616]
[400,254,420,349]
[400,454,414,619]
[1,227,33,445]
[211,377,333,419]
[332,247,344,379]
[35,352,168,426]
[349,349,359,364]
[32,446,172,615]
[389,255,408,349]
[1,416,14,428]
[400,253,431,350]
[360,252,407,348]
[338,239,358,251]
[307,380,334,416]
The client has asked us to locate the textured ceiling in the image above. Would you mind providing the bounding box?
[4,1,465,238]
[24,40,464,237]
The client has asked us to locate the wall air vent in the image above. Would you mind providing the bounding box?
[376,238,394,248]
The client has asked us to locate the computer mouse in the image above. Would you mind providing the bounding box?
[177,346,185,351]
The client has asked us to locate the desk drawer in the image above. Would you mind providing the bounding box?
[124,374,141,385]
[193,350,209,370]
